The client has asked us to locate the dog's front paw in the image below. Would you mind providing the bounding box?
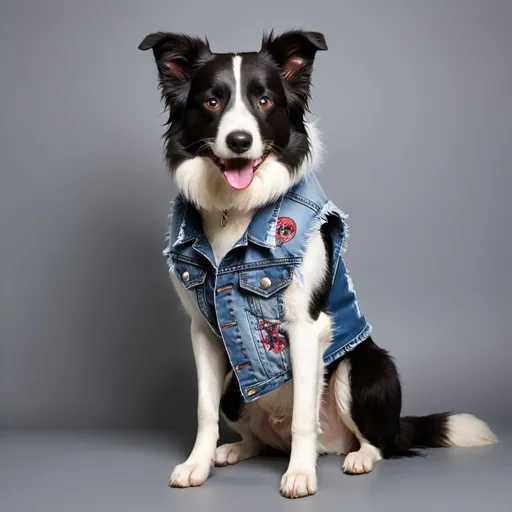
[169,461,212,488]
[280,470,317,499]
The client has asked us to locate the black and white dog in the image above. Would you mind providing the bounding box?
[139,30,497,498]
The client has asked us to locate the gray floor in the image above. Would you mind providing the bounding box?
[1,428,511,512]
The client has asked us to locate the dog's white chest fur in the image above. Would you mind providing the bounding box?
[201,209,255,264]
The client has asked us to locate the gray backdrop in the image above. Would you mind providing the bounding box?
[1,0,511,432]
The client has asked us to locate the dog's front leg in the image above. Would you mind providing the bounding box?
[169,319,227,488]
[280,320,323,498]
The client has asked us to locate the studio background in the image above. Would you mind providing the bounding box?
[1,0,511,438]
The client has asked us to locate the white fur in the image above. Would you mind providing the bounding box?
[201,207,255,264]
[173,121,322,213]
[212,56,264,160]
[445,413,498,447]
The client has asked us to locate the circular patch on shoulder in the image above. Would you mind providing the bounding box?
[276,217,297,245]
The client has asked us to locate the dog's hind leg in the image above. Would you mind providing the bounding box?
[215,432,263,466]
[333,338,399,474]
[216,371,264,466]
[333,336,498,475]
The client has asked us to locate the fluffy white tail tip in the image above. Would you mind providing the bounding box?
[446,413,498,447]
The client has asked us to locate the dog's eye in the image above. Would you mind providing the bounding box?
[204,97,221,110]
[258,96,272,110]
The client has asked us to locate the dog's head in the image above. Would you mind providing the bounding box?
[139,30,327,211]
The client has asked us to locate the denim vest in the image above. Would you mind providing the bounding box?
[163,172,372,402]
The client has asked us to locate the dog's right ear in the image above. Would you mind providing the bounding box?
[139,32,211,116]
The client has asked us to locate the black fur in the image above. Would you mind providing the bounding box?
[399,413,451,449]
[139,30,327,174]
[220,371,244,423]
[308,223,333,320]
[345,337,450,458]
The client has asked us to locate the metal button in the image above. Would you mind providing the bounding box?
[260,276,272,290]
[181,270,190,283]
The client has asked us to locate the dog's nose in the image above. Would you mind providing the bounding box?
[226,131,253,154]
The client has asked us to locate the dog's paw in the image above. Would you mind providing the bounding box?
[169,462,212,488]
[280,470,317,499]
[343,451,375,475]
[215,443,241,466]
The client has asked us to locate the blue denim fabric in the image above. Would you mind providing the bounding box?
[163,172,372,402]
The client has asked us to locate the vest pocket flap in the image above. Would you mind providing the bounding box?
[171,260,207,289]
[239,266,294,298]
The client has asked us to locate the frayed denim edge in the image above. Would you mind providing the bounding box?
[323,323,373,366]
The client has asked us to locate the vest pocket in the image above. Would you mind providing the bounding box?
[239,266,294,376]
[239,266,294,298]
[170,259,214,329]
[239,265,294,320]
[171,260,207,290]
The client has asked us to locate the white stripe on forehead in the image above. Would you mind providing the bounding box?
[211,54,264,159]
[232,55,244,110]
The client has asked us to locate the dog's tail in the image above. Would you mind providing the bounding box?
[396,412,498,456]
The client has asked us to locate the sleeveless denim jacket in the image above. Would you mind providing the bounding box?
[163,172,372,402]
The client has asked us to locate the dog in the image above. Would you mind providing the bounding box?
[139,29,497,498]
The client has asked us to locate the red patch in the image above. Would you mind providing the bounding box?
[257,319,287,353]
[276,217,296,245]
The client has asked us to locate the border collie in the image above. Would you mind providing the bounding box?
[139,29,497,499]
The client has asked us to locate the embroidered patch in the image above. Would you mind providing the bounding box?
[257,319,287,353]
[276,217,296,245]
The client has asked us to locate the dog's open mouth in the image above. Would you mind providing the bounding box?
[210,151,269,190]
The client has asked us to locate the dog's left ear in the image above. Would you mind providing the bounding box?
[260,30,327,79]
[260,30,327,108]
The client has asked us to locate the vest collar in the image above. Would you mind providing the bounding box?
[171,194,286,250]
[246,196,285,248]
[170,171,324,251]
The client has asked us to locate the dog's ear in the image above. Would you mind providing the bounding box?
[139,32,212,118]
[261,30,327,108]
[261,30,327,79]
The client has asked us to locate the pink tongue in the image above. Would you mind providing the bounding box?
[223,160,255,190]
